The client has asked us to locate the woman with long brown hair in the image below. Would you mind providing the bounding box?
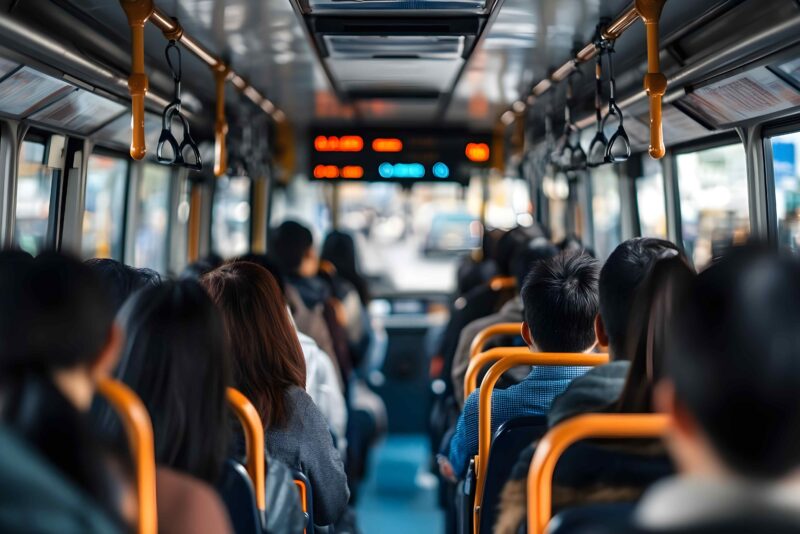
[201,261,349,527]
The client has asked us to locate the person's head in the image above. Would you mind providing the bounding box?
[657,246,800,480]
[201,261,306,428]
[271,220,317,278]
[510,237,559,289]
[494,227,530,276]
[115,281,230,483]
[85,258,161,313]
[180,254,224,281]
[238,253,287,296]
[598,238,681,359]
[519,252,600,353]
[321,230,369,304]
[614,254,695,414]
[0,252,122,410]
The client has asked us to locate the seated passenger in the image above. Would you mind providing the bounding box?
[450,237,559,406]
[494,251,693,534]
[201,261,350,527]
[0,252,127,532]
[109,281,266,534]
[440,252,600,480]
[84,258,160,313]
[631,247,800,532]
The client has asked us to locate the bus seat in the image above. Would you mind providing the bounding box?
[526,414,670,534]
[293,469,315,534]
[226,388,266,521]
[97,378,157,534]
[469,322,523,360]
[217,459,263,534]
[478,416,548,534]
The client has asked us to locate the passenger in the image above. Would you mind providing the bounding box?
[201,261,350,527]
[180,253,224,281]
[494,250,693,534]
[109,281,237,534]
[84,257,160,312]
[0,252,127,532]
[630,246,800,532]
[450,237,559,406]
[272,220,353,384]
[238,253,347,454]
[440,252,600,480]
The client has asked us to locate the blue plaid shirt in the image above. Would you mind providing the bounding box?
[447,365,591,478]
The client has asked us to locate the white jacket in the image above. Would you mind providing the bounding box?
[297,330,348,455]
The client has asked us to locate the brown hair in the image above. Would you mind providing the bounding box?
[201,261,306,428]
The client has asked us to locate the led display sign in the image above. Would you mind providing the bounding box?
[310,127,490,183]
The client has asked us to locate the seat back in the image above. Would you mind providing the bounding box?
[526,414,670,534]
[226,387,266,519]
[217,459,263,534]
[478,416,548,534]
[469,350,609,533]
[293,469,315,534]
[97,378,157,534]
[468,323,523,360]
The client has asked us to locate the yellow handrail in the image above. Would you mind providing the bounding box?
[527,413,670,534]
[226,388,266,512]
[489,275,516,292]
[636,0,668,159]
[97,378,157,534]
[213,64,229,177]
[472,352,608,533]
[119,0,154,160]
[468,323,523,360]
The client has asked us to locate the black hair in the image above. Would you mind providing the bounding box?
[667,246,800,479]
[0,252,115,373]
[180,254,224,281]
[271,220,314,275]
[321,230,370,305]
[85,258,161,313]
[599,238,680,359]
[521,252,600,353]
[115,281,231,483]
[510,237,559,288]
[238,253,287,296]
[495,227,531,276]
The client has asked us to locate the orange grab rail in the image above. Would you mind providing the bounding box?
[227,388,266,512]
[464,347,609,400]
[213,64,229,177]
[97,378,157,534]
[635,0,667,159]
[294,479,309,534]
[472,352,608,533]
[527,413,670,534]
[119,0,154,160]
[468,322,523,360]
[489,275,516,292]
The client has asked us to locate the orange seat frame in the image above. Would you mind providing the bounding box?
[227,388,266,513]
[526,413,670,534]
[468,322,523,360]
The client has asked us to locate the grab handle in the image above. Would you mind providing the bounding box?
[636,0,667,159]
[119,0,154,160]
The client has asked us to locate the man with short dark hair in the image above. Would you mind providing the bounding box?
[441,252,600,479]
[632,247,800,531]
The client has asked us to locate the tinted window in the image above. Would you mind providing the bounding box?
[15,139,54,255]
[212,176,251,259]
[637,157,667,238]
[82,153,127,260]
[132,164,171,272]
[770,131,800,252]
[591,166,622,259]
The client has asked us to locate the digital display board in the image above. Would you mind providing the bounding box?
[309,128,492,183]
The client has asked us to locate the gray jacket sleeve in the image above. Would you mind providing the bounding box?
[294,391,350,526]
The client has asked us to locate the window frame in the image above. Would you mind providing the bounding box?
[761,117,800,249]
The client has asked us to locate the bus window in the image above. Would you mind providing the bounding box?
[676,143,749,269]
[212,176,251,259]
[132,164,171,272]
[636,157,667,238]
[591,165,622,259]
[15,139,54,255]
[769,131,800,252]
[82,153,127,260]
[170,176,192,273]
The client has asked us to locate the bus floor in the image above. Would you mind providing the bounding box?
[355,434,443,533]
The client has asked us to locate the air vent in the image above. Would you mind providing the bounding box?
[324,35,465,59]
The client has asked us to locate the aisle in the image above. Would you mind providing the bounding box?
[355,434,443,534]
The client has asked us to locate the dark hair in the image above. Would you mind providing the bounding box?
[180,254,224,281]
[667,246,800,478]
[321,230,369,305]
[495,227,531,276]
[115,281,230,483]
[614,255,695,413]
[271,220,313,275]
[599,238,680,359]
[0,252,114,373]
[521,252,600,353]
[238,253,287,296]
[201,261,306,429]
[85,258,161,313]
[510,237,559,288]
